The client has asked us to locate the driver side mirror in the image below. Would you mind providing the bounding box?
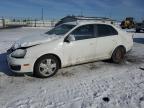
[64,34,75,43]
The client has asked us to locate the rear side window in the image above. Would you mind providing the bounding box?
[96,24,118,37]
[71,24,94,40]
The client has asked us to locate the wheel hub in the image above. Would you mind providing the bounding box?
[39,59,56,76]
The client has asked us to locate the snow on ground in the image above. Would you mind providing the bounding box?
[0,27,144,108]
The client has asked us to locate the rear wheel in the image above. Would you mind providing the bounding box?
[34,55,60,78]
[111,47,126,64]
[136,29,140,33]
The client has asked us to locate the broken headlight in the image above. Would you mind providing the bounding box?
[11,49,27,58]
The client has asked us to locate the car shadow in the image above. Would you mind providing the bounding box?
[133,38,144,44]
[0,53,13,76]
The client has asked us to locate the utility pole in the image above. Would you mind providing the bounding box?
[41,8,44,20]
[41,8,44,26]
[80,9,83,17]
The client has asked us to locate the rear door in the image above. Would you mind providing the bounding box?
[95,24,119,59]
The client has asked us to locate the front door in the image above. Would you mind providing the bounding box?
[62,24,97,66]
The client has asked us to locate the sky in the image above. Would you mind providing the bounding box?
[0,0,144,21]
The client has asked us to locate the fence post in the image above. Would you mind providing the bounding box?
[35,19,36,27]
[51,20,54,27]
[2,18,5,28]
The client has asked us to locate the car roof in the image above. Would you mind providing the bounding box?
[63,20,113,26]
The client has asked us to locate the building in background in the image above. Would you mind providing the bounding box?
[55,16,116,27]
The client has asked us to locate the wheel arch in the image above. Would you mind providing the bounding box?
[34,53,62,70]
[111,45,126,57]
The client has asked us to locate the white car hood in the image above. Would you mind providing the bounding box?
[13,33,62,49]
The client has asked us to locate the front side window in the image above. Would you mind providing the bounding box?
[96,24,118,37]
[46,24,75,35]
[71,24,94,40]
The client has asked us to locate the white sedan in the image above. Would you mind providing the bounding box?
[7,21,133,78]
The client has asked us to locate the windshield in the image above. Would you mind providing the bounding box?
[46,24,76,35]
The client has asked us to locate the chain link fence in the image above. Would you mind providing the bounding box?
[0,17,58,29]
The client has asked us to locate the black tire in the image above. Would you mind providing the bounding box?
[136,29,140,33]
[128,26,131,29]
[121,27,125,29]
[111,47,126,64]
[34,55,60,78]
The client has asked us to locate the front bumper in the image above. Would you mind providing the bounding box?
[7,54,34,73]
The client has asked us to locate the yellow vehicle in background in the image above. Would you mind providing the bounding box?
[120,17,135,29]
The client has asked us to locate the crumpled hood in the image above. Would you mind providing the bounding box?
[12,33,62,49]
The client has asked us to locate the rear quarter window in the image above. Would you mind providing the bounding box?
[96,24,118,37]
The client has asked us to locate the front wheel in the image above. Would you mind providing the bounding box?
[111,47,126,64]
[34,55,60,78]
